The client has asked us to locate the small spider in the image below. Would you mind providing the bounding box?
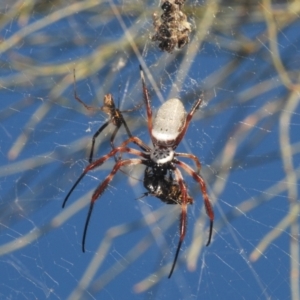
[72,69,141,162]
[63,66,214,278]
[152,0,192,52]
[141,166,193,205]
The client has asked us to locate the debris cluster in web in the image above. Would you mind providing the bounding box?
[151,0,192,52]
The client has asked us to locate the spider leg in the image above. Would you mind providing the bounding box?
[139,66,153,138]
[168,167,188,278]
[89,115,132,164]
[89,121,111,163]
[103,94,145,151]
[175,160,214,246]
[120,115,149,151]
[91,107,147,163]
[136,192,149,201]
[112,114,134,162]
[121,99,144,113]
[63,170,87,208]
[110,123,123,162]
[62,145,148,208]
[175,96,203,146]
[82,158,144,252]
[119,116,132,141]
[122,136,151,152]
[175,152,202,174]
[73,69,102,112]
[111,115,150,163]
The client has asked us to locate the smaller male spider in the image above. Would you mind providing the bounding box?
[63,66,214,278]
[72,69,141,163]
[141,166,193,205]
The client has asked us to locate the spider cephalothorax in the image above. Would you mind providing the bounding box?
[63,66,214,278]
[151,0,192,52]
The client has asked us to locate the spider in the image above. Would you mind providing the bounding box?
[141,166,193,205]
[72,69,141,163]
[63,66,214,278]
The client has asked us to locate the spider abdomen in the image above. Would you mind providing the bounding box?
[152,98,187,147]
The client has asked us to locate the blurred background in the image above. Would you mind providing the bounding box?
[0,0,299,299]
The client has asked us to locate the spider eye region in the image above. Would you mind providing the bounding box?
[150,146,174,164]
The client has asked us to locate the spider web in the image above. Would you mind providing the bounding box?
[0,0,299,299]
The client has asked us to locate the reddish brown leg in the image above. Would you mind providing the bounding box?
[186,97,203,124]
[168,168,188,278]
[175,97,203,146]
[139,66,153,137]
[175,152,202,174]
[62,145,148,208]
[73,69,102,112]
[175,160,214,246]
[82,158,144,252]
[119,136,151,152]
